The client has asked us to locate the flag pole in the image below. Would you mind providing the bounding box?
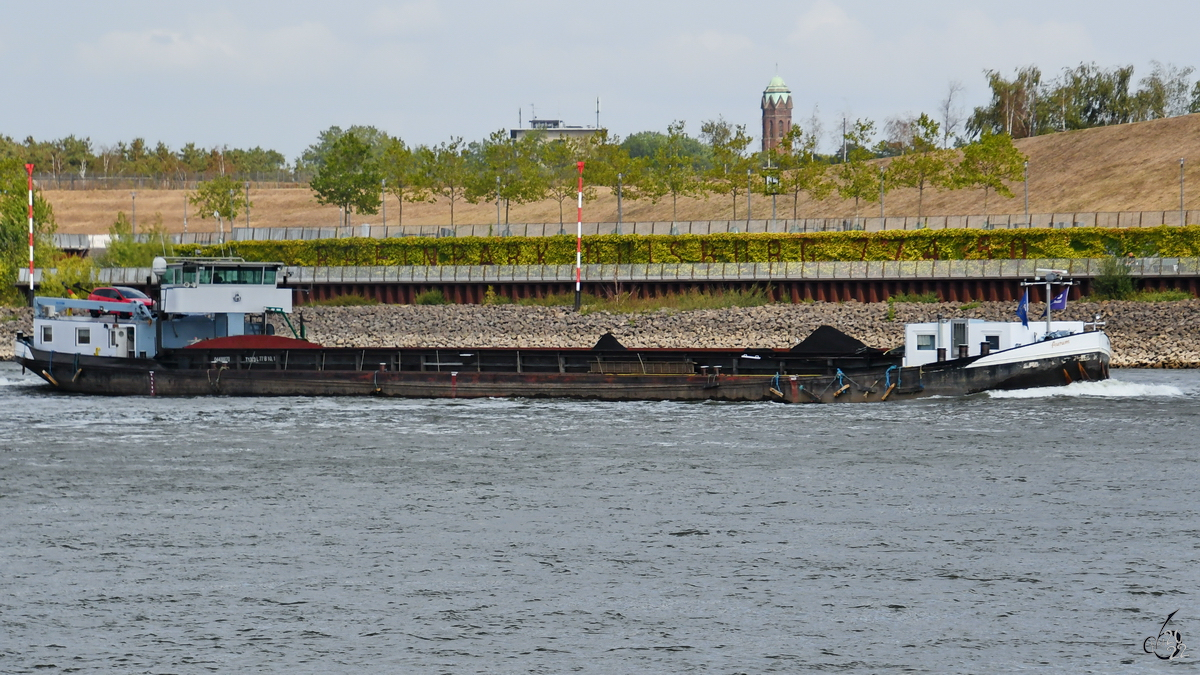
[574,161,584,311]
[26,163,34,299]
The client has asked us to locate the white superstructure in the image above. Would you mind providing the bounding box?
[903,318,1089,368]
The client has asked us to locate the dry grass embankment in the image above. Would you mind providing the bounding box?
[42,113,1200,234]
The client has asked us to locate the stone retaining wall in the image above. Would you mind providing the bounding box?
[3,301,1198,368]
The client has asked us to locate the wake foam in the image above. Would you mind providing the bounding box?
[988,379,1185,399]
[0,376,41,387]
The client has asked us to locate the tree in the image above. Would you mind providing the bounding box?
[298,125,387,173]
[310,132,382,227]
[189,174,250,226]
[939,80,965,148]
[953,131,1027,217]
[776,124,833,220]
[643,121,705,222]
[584,130,645,231]
[835,119,879,220]
[1134,61,1196,119]
[538,137,592,228]
[886,113,953,219]
[1044,62,1138,131]
[0,158,56,304]
[379,136,432,228]
[967,66,1045,139]
[700,118,754,219]
[425,138,471,227]
[465,130,545,226]
[98,212,174,268]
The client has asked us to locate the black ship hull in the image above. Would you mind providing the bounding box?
[13,340,1109,403]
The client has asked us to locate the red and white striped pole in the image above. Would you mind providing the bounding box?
[574,161,584,311]
[26,164,34,296]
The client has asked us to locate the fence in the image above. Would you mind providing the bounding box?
[22,257,1200,286]
[34,173,310,191]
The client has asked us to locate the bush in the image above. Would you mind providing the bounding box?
[1128,289,1193,301]
[175,225,1200,267]
[890,291,939,303]
[38,254,97,298]
[1092,256,1135,300]
[414,289,449,305]
[98,212,175,268]
[482,285,511,305]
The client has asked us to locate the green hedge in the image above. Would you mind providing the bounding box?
[177,226,1200,266]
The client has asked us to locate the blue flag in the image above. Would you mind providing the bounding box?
[1050,288,1069,311]
[1016,290,1029,327]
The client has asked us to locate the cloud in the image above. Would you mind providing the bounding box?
[789,0,866,44]
[76,18,341,82]
[367,1,444,36]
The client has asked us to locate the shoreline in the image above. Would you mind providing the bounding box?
[4,300,1198,368]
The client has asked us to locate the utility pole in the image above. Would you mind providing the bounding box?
[382,178,386,228]
[1181,158,1186,226]
[1023,161,1030,221]
[131,191,137,236]
[245,181,251,229]
[183,193,188,233]
[496,176,501,230]
[841,118,847,164]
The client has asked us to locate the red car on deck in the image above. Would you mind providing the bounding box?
[86,286,154,317]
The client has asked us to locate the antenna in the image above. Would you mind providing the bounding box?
[519,108,522,128]
[531,103,536,122]
[596,97,601,129]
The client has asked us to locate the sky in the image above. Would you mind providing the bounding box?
[2,0,1197,161]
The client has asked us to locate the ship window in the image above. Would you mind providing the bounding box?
[984,335,1000,351]
[182,267,197,283]
[41,325,52,343]
[199,267,212,284]
[237,268,263,285]
[76,327,91,346]
[916,334,935,350]
[263,269,277,284]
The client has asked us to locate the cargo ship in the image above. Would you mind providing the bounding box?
[12,257,1110,402]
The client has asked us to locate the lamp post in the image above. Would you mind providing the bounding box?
[1181,158,1186,226]
[496,176,501,231]
[746,169,752,226]
[765,157,778,227]
[382,178,386,229]
[879,166,885,220]
[215,211,223,244]
[131,191,137,236]
[245,181,250,229]
[616,172,623,234]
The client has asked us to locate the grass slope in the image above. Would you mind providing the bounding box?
[44,114,1200,234]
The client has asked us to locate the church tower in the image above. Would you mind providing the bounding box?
[761,75,793,153]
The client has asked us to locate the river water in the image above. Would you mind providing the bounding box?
[1,361,1197,673]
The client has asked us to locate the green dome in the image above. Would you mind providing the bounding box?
[764,76,791,105]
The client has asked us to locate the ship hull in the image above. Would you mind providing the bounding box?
[12,338,1110,403]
